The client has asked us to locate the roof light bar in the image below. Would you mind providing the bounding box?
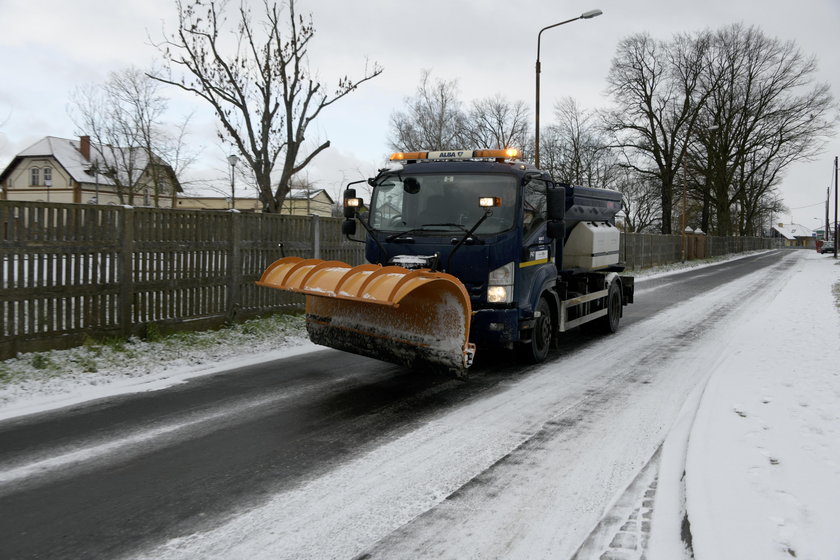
[390,151,428,161]
[389,148,520,162]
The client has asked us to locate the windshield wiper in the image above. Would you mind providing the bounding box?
[446,211,493,272]
[385,223,470,242]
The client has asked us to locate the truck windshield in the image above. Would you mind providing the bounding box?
[369,173,517,234]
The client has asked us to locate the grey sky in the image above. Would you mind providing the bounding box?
[1,0,838,229]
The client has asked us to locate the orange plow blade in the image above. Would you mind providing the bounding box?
[257,257,476,374]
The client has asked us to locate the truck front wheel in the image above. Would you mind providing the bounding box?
[518,296,553,364]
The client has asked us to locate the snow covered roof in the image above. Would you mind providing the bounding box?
[771,223,814,240]
[2,136,178,190]
[17,136,106,185]
[287,188,333,202]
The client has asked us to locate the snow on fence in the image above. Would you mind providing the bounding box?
[0,201,365,359]
[1,200,780,359]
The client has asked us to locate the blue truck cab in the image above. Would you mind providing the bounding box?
[343,149,634,365]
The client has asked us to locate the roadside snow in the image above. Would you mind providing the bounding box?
[0,314,317,421]
[683,251,840,560]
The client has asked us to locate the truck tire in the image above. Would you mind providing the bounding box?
[595,280,622,334]
[518,296,553,364]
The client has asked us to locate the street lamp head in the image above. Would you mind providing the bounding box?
[227,154,239,167]
[534,7,602,170]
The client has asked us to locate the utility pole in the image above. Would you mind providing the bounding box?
[826,186,830,242]
[834,156,838,259]
[681,165,688,261]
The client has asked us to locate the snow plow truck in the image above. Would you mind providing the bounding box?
[257,148,634,376]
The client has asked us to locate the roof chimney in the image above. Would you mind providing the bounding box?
[79,136,91,160]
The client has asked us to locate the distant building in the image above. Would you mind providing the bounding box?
[769,223,815,249]
[0,136,182,207]
[176,197,263,212]
[176,188,334,217]
[812,225,835,240]
[280,189,334,217]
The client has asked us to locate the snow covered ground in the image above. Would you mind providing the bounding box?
[677,251,840,560]
[0,313,315,421]
[1,250,838,559]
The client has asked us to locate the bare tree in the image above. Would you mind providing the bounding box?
[389,70,466,151]
[695,24,836,235]
[461,94,530,151]
[604,31,717,234]
[540,98,620,189]
[70,67,190,206]
[71,83,141,204]
[616,170,661,232]
[109,68,198,205]
[150,0,382,212]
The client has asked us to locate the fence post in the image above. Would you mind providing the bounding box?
[119,207,134,337]
[311,215,321,259]
[641,234,645,269]
[229,211,242,320]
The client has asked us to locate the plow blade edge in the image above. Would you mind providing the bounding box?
[257,257,476,373]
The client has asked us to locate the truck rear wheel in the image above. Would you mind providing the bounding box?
[595,280,622,334]
[518,296,553,364]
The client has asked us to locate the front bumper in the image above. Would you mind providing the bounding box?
[470,307,521,345]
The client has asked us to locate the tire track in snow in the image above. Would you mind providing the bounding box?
[131,253,800,560]
[359,253,799,560]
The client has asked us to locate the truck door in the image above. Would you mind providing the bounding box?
[522,178,550,264]
[518,178,554,308]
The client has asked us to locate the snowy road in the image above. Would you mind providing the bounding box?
[0,250,806,559]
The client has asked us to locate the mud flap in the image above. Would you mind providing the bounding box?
[257,257,476,373]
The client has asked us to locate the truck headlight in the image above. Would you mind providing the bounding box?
[487,262,514,303]
[487,286,509,303]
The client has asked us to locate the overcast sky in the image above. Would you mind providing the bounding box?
[1,0,838,230]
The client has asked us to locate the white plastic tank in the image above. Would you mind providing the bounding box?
[563,221,620,270]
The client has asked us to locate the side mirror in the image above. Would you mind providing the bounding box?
[547,221,565,240]
[546,186,566,221]
[342,219,357,236]
[343,188,362,218]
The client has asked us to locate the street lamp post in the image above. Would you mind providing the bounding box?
[227,154,239,210]
[534,9,602,169]
[90,161,100,204]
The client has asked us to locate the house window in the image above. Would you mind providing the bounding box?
[30,167,40,186]
[43,166,52,186]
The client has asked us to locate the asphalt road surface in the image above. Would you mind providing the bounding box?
[0,250,795,559]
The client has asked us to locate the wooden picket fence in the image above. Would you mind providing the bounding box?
[0,200,781,359]
[0,201,365,358]
[619,232,779,270]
